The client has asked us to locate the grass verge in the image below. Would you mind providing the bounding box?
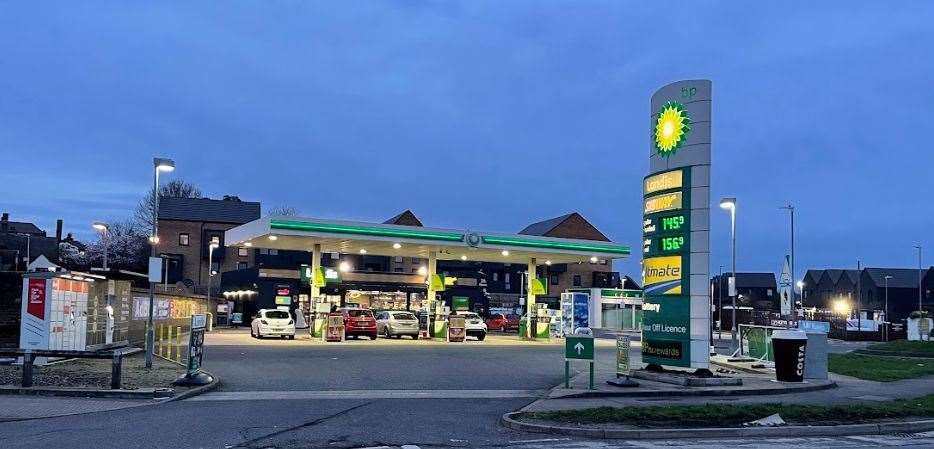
[527,395,934,428]
[828,353,934,382]
[864,340,934,357]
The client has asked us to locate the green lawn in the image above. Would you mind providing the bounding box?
[527,395,934,428]
[865,340,934,356]
[828,353,934,381]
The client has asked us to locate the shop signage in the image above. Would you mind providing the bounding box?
[531,278,547,295]
[186,314,207,376]
[642,80,712,370]
[565,335,594,360]
[452,296,469,311]
[27,278,47,320]
[325,313,343,342]
[275,296,291,305]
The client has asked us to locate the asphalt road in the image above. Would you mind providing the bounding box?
[0,330,926,449]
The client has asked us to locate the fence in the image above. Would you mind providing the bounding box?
[155,321,189,365]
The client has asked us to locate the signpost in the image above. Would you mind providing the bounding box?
[641,80,712,372]
[173,313,213,386]
[564,335,595,389]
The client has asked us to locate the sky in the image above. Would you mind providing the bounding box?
[2,1,932,283]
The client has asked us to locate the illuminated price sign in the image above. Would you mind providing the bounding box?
[644,214,686,236]
[661,215,685,231]
[660,236,684,252]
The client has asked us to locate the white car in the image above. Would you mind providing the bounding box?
[251,309,296,339]
[452,311,487,341]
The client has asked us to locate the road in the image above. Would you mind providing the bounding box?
[0,330,928,448]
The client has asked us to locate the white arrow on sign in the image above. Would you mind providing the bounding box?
[574,342,584,355]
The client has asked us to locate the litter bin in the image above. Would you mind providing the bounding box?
[771,329,808,382]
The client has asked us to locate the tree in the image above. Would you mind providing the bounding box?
[266,206,299,217]
[82,220,150,272]
[134,180,202,231]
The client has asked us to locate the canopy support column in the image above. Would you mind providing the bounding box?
[527,257,537,339]
[310,244,321,298]
[427,250,438,338]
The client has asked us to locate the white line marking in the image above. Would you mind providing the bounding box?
[188,389,547,401]
[508,437,572,445]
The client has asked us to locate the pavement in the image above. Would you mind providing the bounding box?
[0,329,930,448]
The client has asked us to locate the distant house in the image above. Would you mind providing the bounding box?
[710,272,778,311]
[801,267,934,322]
[0,213,62,271]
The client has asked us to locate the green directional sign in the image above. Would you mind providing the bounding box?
[565,336,594,360]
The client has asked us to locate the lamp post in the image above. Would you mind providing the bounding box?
[207,242,219,305]
[718,265,723,340]
[145,157,175,369]
[92,222,110,270]
[916,245,923,314]
[720,197,737,348]
[780,204,796,315]
[884,275,892,342]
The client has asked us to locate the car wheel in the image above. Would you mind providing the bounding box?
[369,334,378,340]
[288,335,295,340]
[476,332,486,341]
[250,328,255,338]
[384,327,391,338]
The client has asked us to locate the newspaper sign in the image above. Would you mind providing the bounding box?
[186,314,207,376]
[325,313,344,342]
[616,336,631,376]
[448,315,466,342]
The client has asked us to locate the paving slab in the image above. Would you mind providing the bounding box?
[0,394,159,421]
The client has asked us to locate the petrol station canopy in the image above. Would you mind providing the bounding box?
[226,216,630,264]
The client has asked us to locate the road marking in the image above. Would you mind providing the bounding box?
[188,389,547,401]
[508,437,572,445]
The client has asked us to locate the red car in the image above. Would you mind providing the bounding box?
[340,308,378,340]
[486,313,520,332]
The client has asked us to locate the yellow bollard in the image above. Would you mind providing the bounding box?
[158,323,164,357]
[162,324,169,358]
[168,325,175,360]
[175,326,182,363]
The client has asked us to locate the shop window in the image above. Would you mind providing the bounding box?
[492,272,499,282]
[411,257,420,264]
[550,274,559,285]
[394,256,403,263]
[179,233,189,246]
[259,248,268,255]
[268,249,278,255]
[573,275,582,287]
[238,247,249,257]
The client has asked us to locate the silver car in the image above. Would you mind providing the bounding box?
[376,311,420,339]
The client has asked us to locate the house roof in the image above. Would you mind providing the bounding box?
[518,212,610,242]
[842,269,860,284]
[1,221,44,236]
[864,268,924,289]
[158,197,260,224]
[383,210,423,227]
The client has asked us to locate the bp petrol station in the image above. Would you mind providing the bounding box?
[224,79,717,375]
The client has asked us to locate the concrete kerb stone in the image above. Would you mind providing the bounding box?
[550,378,836,399]
[0,386,173,400]
[502,412,934,440]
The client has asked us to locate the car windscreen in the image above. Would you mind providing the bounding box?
[264,311,290,319]
[392,312,416,320]
[459,313,479,319]
[347,310,373,318]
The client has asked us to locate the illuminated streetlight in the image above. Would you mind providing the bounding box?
[92,222,110,270]
[146,156,175,369]
[207,242,219,305]
[339,261,352,272]
[392,243,402,249]
[719,197,737,348]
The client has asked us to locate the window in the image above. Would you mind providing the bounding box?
[268,249,278,255]
[238,247,249,257]
[550,274,559,285]
[411,257,420,264]
[237,262,248,270]
[573,275,582,287]
[394,256,403,263]
[179,233,189,246]
[492,272,499,282]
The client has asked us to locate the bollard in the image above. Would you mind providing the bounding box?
[156,323,161,356]
[22,350,34,388]
[175,326,182,363]
[111,351,123,389]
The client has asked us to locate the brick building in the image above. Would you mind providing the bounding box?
[155,196,260,293]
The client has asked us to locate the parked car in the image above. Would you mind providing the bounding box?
[340,308,378,340]
[486,313,520,332]
[250,309,296,339]
[452,311,487,341]
[376,310,420,339]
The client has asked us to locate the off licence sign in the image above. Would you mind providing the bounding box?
[565,336,594,360]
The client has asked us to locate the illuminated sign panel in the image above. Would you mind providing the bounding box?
[643,255,683,295]
[644,170,683,195]
[644,192,683,215]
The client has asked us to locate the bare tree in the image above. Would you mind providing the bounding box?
[134,180,202,230]
[83,220,150,272]
[266,206,299,217]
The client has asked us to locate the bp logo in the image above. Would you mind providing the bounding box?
[654,101,691,157]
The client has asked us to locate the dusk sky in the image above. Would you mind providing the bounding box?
[2,2,932,282]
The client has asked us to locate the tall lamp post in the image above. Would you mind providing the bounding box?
[719,197,737,349]
[884,275,892,342]
[915,245,923,314]
[717,265,724,340]
[92,222,110,270]
[145,157,175,369]
[207,242,219,304]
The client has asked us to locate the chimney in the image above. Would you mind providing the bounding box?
[1,213,7,233]
[56,219,63,242]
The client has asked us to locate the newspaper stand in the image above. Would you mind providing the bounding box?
[324,312,344,342]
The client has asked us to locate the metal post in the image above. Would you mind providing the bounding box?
[589,361,594,390]
[917,245,924,313]
[729,204,737,348]
[718,265,723,340]
[102,228,109,270]
[564,360,569,388]
[145,167,160,368]
[857,260,862,339]
[22,350,33,387]
[885,276,891,342]
[527,258,536,340]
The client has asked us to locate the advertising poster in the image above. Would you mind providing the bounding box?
[27,278,47,320]
[572,293,589,332]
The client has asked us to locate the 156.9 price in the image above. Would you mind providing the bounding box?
[660,236,684,252]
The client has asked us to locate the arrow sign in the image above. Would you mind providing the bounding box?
[565,336,594,360]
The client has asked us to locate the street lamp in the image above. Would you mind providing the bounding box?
[915,245,923,314]
[720,197,737,348]
[884,275,893,342]
[92,222,110,270]
[146,157,175,369]
[207,242,219,304]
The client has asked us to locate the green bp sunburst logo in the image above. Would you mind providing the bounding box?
[654,101,691,157]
